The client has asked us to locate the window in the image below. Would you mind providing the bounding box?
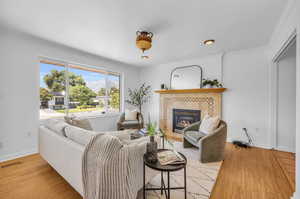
[39,59,121,119]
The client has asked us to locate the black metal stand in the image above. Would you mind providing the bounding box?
[143,149,187,199]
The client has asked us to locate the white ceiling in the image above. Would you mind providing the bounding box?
[0,0,287,67]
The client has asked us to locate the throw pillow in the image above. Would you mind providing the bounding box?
[44,119,69,136]
[64,116,93,130]
[199,115,220,135]
[125,109,138,121]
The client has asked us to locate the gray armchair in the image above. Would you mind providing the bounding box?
[183,120,227,163]
[117,112,144,130]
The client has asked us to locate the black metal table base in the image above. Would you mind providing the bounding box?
[143,164,187,199]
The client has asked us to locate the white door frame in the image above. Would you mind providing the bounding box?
[270,30,297,150]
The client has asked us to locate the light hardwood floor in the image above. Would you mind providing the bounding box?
[273,150,296,192]
[0,144,295,199]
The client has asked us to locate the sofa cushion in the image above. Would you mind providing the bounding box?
[125,109,138,121]
[184,130,206,143]
[65,116,93,130]
[64,125,100,146]
[44,119,69,136]
[199,115,220,135]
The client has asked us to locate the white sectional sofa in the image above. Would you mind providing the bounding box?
[39,118,155,197]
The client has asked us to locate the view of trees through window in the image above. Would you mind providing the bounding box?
[39,61,120,119]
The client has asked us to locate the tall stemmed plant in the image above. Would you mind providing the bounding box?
[125,83,151,113]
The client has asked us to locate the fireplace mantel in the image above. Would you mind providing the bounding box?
[155,88,226,94]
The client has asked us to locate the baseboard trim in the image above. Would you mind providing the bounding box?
[275,146,295,153]
[0,148,38,163]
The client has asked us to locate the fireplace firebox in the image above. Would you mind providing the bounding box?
[172,109,201,134]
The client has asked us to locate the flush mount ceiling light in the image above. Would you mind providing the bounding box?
[203,39,215,46]
[136,31,153,58]
[141,55,149,59]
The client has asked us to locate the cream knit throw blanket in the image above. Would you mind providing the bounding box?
[82,134,148,199]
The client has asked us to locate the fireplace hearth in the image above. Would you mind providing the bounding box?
[172,109,200,134]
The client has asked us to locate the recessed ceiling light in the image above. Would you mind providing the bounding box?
[203,39,215,46]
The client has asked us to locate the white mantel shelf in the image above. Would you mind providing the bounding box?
[154,88,227,94]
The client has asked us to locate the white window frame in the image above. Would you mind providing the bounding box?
[39,56,123,119]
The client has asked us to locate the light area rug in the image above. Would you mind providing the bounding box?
[137,142,222,199]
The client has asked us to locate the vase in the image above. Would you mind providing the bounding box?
[146,136,158,163]
[203,85,212,88]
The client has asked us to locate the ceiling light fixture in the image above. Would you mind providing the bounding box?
[136,31,153,58]
[203,39,215,46]
[141,55,149,59]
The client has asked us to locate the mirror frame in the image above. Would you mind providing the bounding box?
[170,65,203,89]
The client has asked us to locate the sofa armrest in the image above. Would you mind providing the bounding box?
[126,138,158,188]
[183,121,201,133]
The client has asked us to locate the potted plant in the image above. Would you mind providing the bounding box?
[125,83,151,113]
[202,78,223,88]
[146,117,158,163]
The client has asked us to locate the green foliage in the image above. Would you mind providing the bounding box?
[43,70,85,92]
[98,88,106,96]
[40,88,53,102]
[69,85,97,105]
[125,83,151,112]
[202,78,223,88]
[146,117,157,136]
[109,87,120,109]
[77,104,95,109]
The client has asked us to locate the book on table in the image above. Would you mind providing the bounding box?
[139,128,147,136]
[157,150,185,165]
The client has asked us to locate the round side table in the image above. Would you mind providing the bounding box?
[143,149,187,199]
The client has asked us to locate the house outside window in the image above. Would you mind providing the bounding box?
[39,59,121,120]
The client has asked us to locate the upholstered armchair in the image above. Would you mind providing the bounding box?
[183,120,227,163]
[117,112,144,130]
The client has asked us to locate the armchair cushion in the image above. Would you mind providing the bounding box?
[125,109,138,120]
[199,115,220,135]
[185,131,206,143]
[117,112,144,130]
[122,120,140,126]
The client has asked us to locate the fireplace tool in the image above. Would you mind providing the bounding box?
[232,128,254,148]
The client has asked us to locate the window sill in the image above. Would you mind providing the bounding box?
[39,112,121,122]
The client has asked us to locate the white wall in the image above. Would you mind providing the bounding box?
[222,46,270,148]
[277,43,296,153]
[139,53,223,122]
[0,27,140,162]
[140,46,271,148]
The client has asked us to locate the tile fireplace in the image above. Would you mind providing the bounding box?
[155,88,226,140]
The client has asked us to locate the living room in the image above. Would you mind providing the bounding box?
[0,0,299,199]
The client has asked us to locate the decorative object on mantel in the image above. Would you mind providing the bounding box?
[136,31,153,58]
[202,78,223,88]
[170,65,203,89]
[160,83,167,90]
[146,117,158,163]
[126,83,151,113]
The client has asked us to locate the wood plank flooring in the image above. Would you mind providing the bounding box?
[273,150,296,191]
[0,144,295,199]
